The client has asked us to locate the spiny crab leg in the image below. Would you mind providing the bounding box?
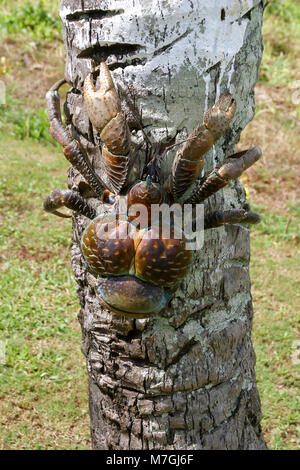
[83,62,133,194]
[43,189,97,220]
[46,80,105,199]
[204,209,261,229]
[172,94,236,201]
[185,146,262,204]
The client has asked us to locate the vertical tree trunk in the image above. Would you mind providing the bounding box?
[59,0,267,449]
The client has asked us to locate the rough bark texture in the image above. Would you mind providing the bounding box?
[59,0,267,449]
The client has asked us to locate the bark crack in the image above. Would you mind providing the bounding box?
[67,9,125,22]
[153,28,192,57]
[165,338,197,370]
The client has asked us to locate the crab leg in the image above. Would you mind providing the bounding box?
[46,80,105,199]
[43,189,97,219]
[172,94,236,201]
[83,62,133,194]
[185,146,262,204]
[204,209,261,229]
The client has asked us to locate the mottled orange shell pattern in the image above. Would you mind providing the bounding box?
[81,205,193,291]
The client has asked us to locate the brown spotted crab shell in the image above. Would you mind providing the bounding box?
[81,185,193,318]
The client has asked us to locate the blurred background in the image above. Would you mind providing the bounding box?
[0,0,299,450]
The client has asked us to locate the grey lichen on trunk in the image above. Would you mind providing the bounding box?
[59,0,267,449]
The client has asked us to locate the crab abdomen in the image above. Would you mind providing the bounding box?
[82,214,134,275]
[81,212,193,317]
[134,225,193,288]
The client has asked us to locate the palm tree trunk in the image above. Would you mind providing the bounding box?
[60,0,267,450]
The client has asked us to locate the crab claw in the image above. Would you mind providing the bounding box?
[84,62,132,193]
[203,94,236,140]
[84,62,121,134]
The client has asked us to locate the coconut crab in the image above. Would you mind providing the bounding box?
[43,62,262,318]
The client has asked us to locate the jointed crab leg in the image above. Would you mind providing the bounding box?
[43,189,97,220]
[172,94,236,201]
[83,62,133,194]
[46,80,105,199]
[204,209,261,229]
[185,146,262,204]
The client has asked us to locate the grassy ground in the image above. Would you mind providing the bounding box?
[238,0,300,450]
[0,137,91,449]
[0,0,299,450]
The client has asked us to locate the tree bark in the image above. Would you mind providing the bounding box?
[59,0,267,450]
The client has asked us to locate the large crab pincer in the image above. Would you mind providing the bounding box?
[83,62,133,194]
[43,62,262,318]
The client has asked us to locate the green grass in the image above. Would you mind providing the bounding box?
[250,229,300,450]
[251,204,300,241]
[260,1,300,86]
[0,95,54,143]
[0,135,90,449]
[241,0,300,448]
[0,0,61,43]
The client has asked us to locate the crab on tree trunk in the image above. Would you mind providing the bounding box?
[43,62,262,317]
[44,0,268,450]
